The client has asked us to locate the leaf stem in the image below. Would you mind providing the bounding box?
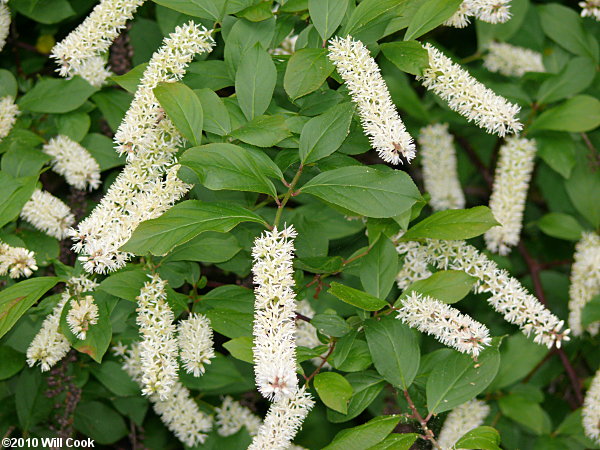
[273,164,304,228]
[403,389,442,449]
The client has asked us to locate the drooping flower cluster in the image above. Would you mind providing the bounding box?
[328,36,415,164]
[70,23,213,274]
[584,369,600,444]
[66,295,99,340]
[252,225,300,402]
[43,135,101,191]
[215,396,262,437]
[121,343,213,446]
[396,233,433,290]
[483,42,545,77]
[135,274,178,400]
[177,313,215,377]
[445,0,511,28]
[568,232,600,336]
[485,137,537,255]
[397,292,492,357]
[418,44,522,137]
[27,276,98,371]
[580,0,600,20]
[395,238,570,348]
[248,387,315,450]
[437,399,490,449]
[0,0,9,52]
[0,241,37,278]
[418,124,465,211]
[50,0,146,85]
[0,96,19,140]
[21,189,75,240]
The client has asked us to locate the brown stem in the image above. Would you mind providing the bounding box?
[454,135,494,189]
[304,341,336,385]
[403,389,442,449]
[295,312,311,323]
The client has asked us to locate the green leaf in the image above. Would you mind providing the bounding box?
[404,0,462,41]
[426,341,500,414]
[74,401,128,445]
[314,372,354,414]
[366,433,418,450]
[92,90,133,131]
[230,114,291,147]
[12,0,74,24]
[538,213,583,241]
[1,147,50,178]
[0,69,18,97]
[0,345,25,380]
[81,133,126,171]
[538,4,599,62]
[295,256,344,274]
[342,0,408,42]
[204,310,253,338]
[401,206,499,241]
[300,102,355,164]
[380,41,430,76]
[0,277,59,339]
[360,236,398,299]
[151,0,224,20]
[312,313,351,337]
[565,149,600,228]
[284,48,335,101]
[537,57,596,104]
[323,415,402,450]
[18,77,98,113]
[154,82,203,146]
[121,200,266,256]
[15,369,53,430]
[91,361,141,396]
[455,426,501,450]
[402,270,477,304]
[300,166,421,219]
[581,295,600,329]
[164,232,241,263]
[223,336,254,363]
[195,88,231,136]
[536,132,576,179]
[180,143,283,197]
[185,60,234,91]
[236,43,276,120]
[55,112,91,142]
[364,316,420,389]
[327,371,385,423]
[0,173,38,228]
[328,282,389,311]
[110,63,147,93]
[498,393,551,435]
[98,269,148,301]
[530,95,600,132]
[309,0,348,40]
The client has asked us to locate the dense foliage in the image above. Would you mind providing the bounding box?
[0,0,599,449]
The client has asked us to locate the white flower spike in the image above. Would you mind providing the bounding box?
[483,42,545,77]
[485,137,537,255]
[568,232,600,336]
[0,96,19,140]
[66,295,99,340]
[583,368,600,444]
[216,396,262,437]
[397,292,492,357]
[580,0,600,20]
[0,1,10,52]
[0,241,37,279]
[20,189,75,240]
[177,313,215,377]
[252,225,300,402]
[418,123,465,211]
[418,43,522,137]
[43,135,101,191]
[328,35,415,164]
[445,0,511,28]
[438,399,490,449]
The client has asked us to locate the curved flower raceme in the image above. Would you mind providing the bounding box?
[177,313,215,377]
[438,399,490,449]
[328,36,415,164]
[21,189,75,240]
[252,225,300,402]
[485,137,537,255]
[568,232,600,336]
[43,135,101,191]
[248,387,314,450]
[66,295,99,340]
[584,369,600,444]
[216,396,262,437]
[395,237,570,348]
[483,42,545,77]
[445,0,511,28]
[0,1,9,52]
[50,0,145,84]
[397,292,492,357]
[27,276,98,371]
[121,343,213,446]
[580,0,600,20]
[70,23,213,274]
[418,124,465,211]
[0,96,19,140]
[135,274,178,400]
[0,241,37,278]
[418,43,522,137]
